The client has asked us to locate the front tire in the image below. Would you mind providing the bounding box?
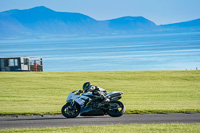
[107,101,125,117]
[61,102,80,118]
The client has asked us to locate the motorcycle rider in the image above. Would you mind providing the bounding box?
[82,82,108,107]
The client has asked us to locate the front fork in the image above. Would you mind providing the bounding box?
[71,101,75,106]
[67,100,75,109]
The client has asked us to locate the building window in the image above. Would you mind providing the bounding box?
[9,59,19,66]
[24,58,29,65]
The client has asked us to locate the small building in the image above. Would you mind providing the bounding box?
[0,57,43,72]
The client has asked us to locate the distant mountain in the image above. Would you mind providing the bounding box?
[0,6,199,39]
[108,16,157,30]
[159,18,200,32]
[0,6,99,36]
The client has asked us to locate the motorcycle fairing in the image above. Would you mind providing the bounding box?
[80,109,105,116]
[80,105,93,114]
[66,92,91,107]
[106,91,123,98]
[66,92,93,114]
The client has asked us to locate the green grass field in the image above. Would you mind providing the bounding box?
[1,123,200,133]
[0,70,200,115]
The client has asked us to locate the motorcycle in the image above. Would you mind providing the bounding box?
[61,89,125,118]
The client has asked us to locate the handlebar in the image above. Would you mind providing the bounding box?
[72,89,83,95]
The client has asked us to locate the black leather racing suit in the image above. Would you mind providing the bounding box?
[91,86,107,101]
[84,86,107,107]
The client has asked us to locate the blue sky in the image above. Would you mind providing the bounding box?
[0,0,200,25]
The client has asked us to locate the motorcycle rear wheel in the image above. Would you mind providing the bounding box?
[61,102,80,118]
[107,101,125,117]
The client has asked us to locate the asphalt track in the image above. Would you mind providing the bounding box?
[0,113,200,129]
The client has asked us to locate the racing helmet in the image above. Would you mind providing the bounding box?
[83,82,91,92]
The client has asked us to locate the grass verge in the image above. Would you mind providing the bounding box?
[1,123,200,133]
[0,70,200,115]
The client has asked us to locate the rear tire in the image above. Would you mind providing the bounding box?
[61,102,80,118]
[107,101,125,117]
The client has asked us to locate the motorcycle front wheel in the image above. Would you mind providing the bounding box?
[107,101,125,117]
[61,102,80,118]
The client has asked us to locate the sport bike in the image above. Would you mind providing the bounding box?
[61,89,125,118]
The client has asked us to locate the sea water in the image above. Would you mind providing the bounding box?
[0,32,200,71]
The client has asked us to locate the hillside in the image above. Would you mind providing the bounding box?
[159,18,200,32]
[0,6,99,38]
[0,6,200,39]
[0,70,199,115]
